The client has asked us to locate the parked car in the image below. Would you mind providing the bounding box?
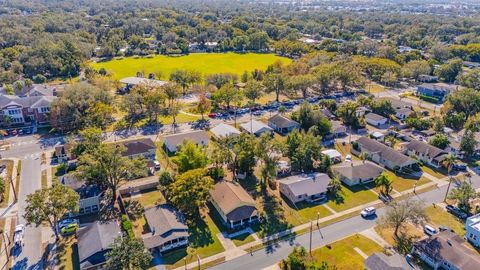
[13,224,25,246]
[445,204,468,219]
[153,160,161,170]
[58,218,79,230]
[208,113,217,119]
[360,207,376,218]
[61,223,79,235]
[453,162,467,171]
[423,224,438,236]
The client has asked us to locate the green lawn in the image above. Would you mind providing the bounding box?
[383,171,431,192]
[91,53,291,80]
[295,201,333,221]
[231,233,256,247]
[130,189,166,208]
[425,206,466,236]
[326,184,378,212]
[310,234,383,270]
[367,82,386,94]
[420,165,447,179]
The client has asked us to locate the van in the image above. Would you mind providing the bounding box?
[424,225,438,236]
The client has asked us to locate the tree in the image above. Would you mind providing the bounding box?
[243,80,264,104]
[169,69,201,95]
[205,73,237,89]
[287,75,315,98]
[442,153,456,202]
[379,199,428,241]
[75,144,147,205]
[167,168,213,217]
[106,236,152,270]
[286,129,322,173]
[434,58,463,83]
[371,99,395,118]
[291,102,331,136]
[448,180,478,213]
[327,176,342,198]
[232,133,257,177]
[281,246,335,270]
[401,60,432,80]
[445,88,480,120]
[0,178,5,202]
[173,140,208,173]
[460,130,478,159]
[255,133,282,188]
[337,101,363,129]
[73,127,103,156]
[196,93,211,120]
[429,134,449,149]
[264,73,286,102]
[458,69,480,90]
[211,83,242,110]
[374,173,393,196]
[24,184,80,240]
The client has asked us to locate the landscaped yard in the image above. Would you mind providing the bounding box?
[56,236,80,270]
[129,188,167,208]
[335,142,358,161]
[310,234,384,269]
[375,223,424,248]
[294,201,333,222]
[420,165,447,179]
[326,184,378,212]
[383,171,431,192]
[231,233,256,247]
[91,53,291,80]
[425,205,466,236]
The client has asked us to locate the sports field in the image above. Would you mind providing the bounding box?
[90,53,291,80]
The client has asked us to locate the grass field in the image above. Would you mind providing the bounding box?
[425,206,466,236]
[91,53,291,80]
[310,234,383,269]
[326,184,378,212]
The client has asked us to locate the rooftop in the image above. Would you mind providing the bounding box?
[210,123,241,138]
[77,221,121,265]
[356,137,416,167]
[365,112,386,122]
[240,120,272,134]
[332,161,385,180]
[278,173,330,197]
[268,114,299,129]
[119,77,168,87]
[142,204,189,249]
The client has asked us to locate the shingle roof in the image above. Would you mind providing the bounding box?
[119,138,156,157]
[419,83,457,93]
[240,120,272,135]
[210,181,257,221]
[210,123,241,138]
[278,173,330,197]
[364,252,411,270]
[413,231,480,270]
[356,137,416,167]
[0,94,56,109]
[77,221,121,265]
[332,161,384,180]
[142,204,189,249]
[119,77,168,87]
[404,140,446,159]
[268,114,299,129]
[365,112,386,122]
[163,130,209,150]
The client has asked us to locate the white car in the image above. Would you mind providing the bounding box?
[13,224,25,246]
[361,207,376,218]
[153,160,161,170]
[345,155,352,162]
[424,225,438,236]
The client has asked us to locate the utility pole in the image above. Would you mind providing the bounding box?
[197,254,201,270]
[309,221,313,255]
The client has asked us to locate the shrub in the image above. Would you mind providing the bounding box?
[419,94,440,104]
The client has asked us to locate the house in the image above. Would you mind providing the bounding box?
[278,173,330,204]
[0,83,62,97]
[365,113,388,127]
[332,161,384,186]
[239,120,273,136]
[463,61,480,69]
[267,114,300,135]
[210,123,241,139]
[118,176,159,196]
[412,230,480,270]
[142,204,189,254]
[395,107,414,120]
[77,220,121,270]
[119,77,168,92]
[331,121,347,137]
[119,138,156,160]
[321,149,342,163]
[320,108,336,120]
[163,130,209,153]
[416,83,458,103]
[353,137,418,171]
[355,106,370,117]
[371,131,384,141]
[364,252,411,270]
[54,143,75,163]
[402,140,447,168]
[210,181,259,229]
[0,94,56,127]
[61,175,102,216]
[465,213,480,247]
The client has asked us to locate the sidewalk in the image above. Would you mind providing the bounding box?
[174,179,446,270]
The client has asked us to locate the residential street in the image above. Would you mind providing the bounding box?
[11,156,44,270]
[210,175,480,270]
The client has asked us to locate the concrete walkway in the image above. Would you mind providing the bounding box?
[174,178,445,270]
[353,247,368,259]
[360,228,392,248]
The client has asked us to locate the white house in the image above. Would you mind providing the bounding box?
[240,120,273,136]
[210,123,241,139]
[163,130,209,153]
[466,213,480,248]
[365,113,387,127]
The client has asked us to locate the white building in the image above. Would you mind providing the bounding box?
[466,213,480,247]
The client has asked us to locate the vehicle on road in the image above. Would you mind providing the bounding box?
[13,224,25,246]
[360,207,376,218]
[61,223,79,235]
[423,224,438,236]
[445,204,468,219]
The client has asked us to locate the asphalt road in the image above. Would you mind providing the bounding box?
[11,156,44,270]
[211,175,480,270]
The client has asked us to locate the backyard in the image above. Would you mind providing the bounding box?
[91,53,291,80]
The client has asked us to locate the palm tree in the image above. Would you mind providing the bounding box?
[359,152,369,163]
[375,173,393,196]
[328,176,342,198]
[442,153,456,202]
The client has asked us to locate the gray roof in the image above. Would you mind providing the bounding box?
[119,138,156,157]
[365,112,386,122]
[210,123,241,138]
[404,140,446,159]
[320,108,335,119]
[0,94,56,109]
[119,77,168,87]
[163,130,209,151]
[210,181,257,222]
[268,114,299,129]
[240,120,273,135]
[77,221,121,265]
[0,83,61,97]
[332,161,384,180]
[356,137,416,167]
[379,97,413,109]
[365,252,411,270]
[413,231,480,270]
[418,83,457,93]
[278,173,330,197]
[142,204,189,249]
[395,107,413,116]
